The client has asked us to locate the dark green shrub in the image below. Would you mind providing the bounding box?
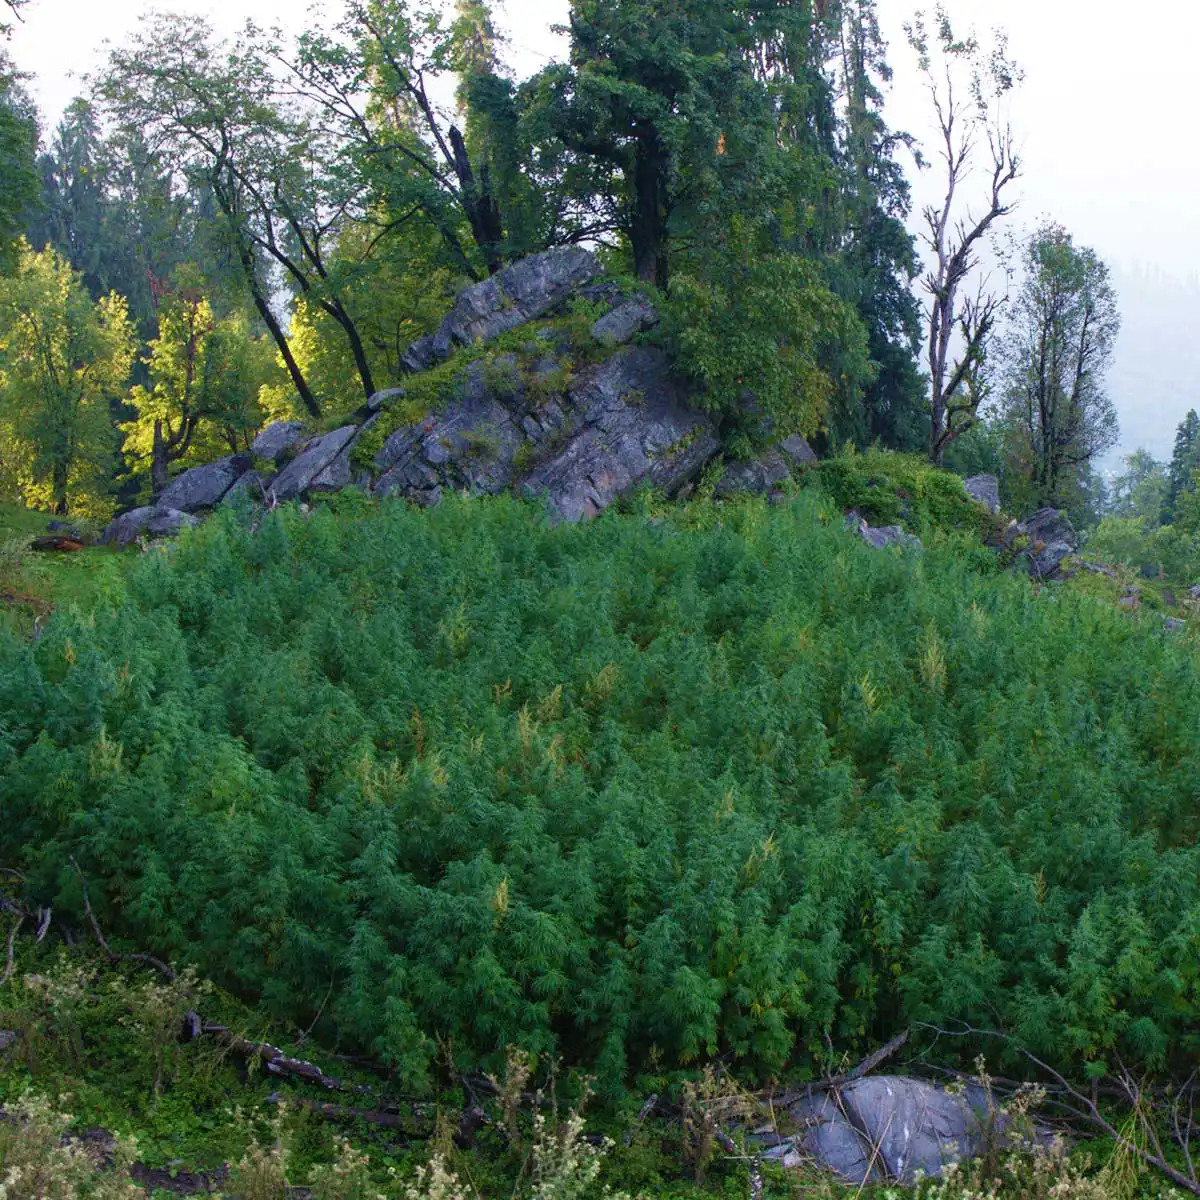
[2,493,1198,1097]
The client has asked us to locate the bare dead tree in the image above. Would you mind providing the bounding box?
[907,7,1021,464]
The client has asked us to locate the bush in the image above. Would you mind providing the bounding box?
[2,493,1199,1096]
[805,450,1000,538]
[662,255,872,444]
[1086,516,1200,583]
[0,1090,142,1199]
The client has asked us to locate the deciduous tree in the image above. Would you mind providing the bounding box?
[100,15,326,416]
[906,6,1021,464]
[999,223,1120,507]
[0,244,134,515]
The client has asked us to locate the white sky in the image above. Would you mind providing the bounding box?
[8,0,1195,459]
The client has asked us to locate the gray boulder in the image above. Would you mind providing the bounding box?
[101,505,200,547]
[591,294,659,346]
[251,421,305,464]
[158,454,251,512]
[863,524,922,550]
[222,469,268,504]
[963,474,1001,514]
[367,387,407,413]
[520,346,719,521]
[1164,616,1187,633]
[846,511,922,551]
[712,433,820,499]
[780,433,818,467]
[1018,508,1078,579]
[784,1077,1001,1185]
[1026,540,1075,578]
[403,247,601,372]
[1021,507,1076,548]
[712,450,792,499]
[270,425,360,502]
[310,416,378,492]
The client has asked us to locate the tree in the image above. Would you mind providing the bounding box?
[906,7,1021,464]
[999,224,1120,507]
[0,51,37,274]
[100,15,326,417]
[285,0,612,282]
[1109,449,1167,526]
[0,244,134,515]
[664,242,872,448]
[544,0,773,287]
[123,276,277,498]
[828,0,925,450]
[1165,409,1200,522]
[26,100,109,296]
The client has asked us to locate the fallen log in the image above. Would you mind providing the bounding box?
[30,535,85,552]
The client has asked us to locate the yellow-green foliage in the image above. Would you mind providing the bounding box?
[806,450,1006,539]
[662,253,873,443]
[121,282,284,498]
[0,243,135,519]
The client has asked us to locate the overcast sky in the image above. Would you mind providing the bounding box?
[8,0,1194,460]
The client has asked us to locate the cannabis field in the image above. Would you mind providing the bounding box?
[2,491,1198,1099]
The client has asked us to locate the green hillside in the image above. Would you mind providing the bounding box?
[3,491,1197,1094]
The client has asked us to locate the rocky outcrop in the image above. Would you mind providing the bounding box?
[1018,508,1078,579]
[100,248,827,545]
[374,358,534,506]
[591,294,659,346]
[100,505,201,547]
[158,454,252,512]
[402,246,601,372]
[270,426,361,502]
[374,345,720,521]
[520,347,719,521]
[712,435,818,500]
[964,473,1001,513]
[846,510,922,552]
[251,421,305,464]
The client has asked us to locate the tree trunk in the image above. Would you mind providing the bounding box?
[320,297,376,401]
[632,122,669,289]
[52,458,68,516]
[151,419,169,498]
[449,125,505,276]
[234,242,320,419]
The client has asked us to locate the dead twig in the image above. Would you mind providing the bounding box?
[0,915,23,987]
[69,857,176,981]
[913,1021,1200,1196]
[295,972,335,1049]
[199,1020,368,1094]
[768,1028,911,1109]
[713,1127,764,1200]
[623,1093,659,1146]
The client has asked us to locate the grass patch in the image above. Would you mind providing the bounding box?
[0,503,126,635]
